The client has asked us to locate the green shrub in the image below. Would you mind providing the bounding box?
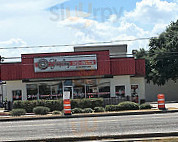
[83,108,94,113]
[140,103,152,109]
[10,109,26,116]
[43,100,63,112]
[72,108,83,114]
[13,98,103,113]
[91,98,103,109]
[13,100,63,113]
[52,110,61,115]
[118,101,139,110]
[71,98,103,109]
[71,99,80,109]
[13,101,23,109]
[94,107,105,112]
[33,106,50,115]
[13,100,36,113]
[105,105,120,111]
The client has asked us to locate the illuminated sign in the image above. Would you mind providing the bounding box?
[34,54,97,72]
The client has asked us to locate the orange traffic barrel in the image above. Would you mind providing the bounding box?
[63,99,71,115]
[157,94,166,110]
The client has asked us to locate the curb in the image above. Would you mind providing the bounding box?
[7,132,178,142]
[1,109,178,122]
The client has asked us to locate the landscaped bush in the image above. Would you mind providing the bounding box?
[13,100,35,113]
[52,110,61,115]
[13,98,102,113]
[83,108,94,113]
[71,98,103,109]
[10,109,26,116]
[13,100,63,113]
[105,105,120,111]
[33,106,50,115]
[94,107,105,112]
[72,108,83,114]
[140,103,152,109]
[118,101,139,110]
[71,99,80,109]
[43,100,63,112]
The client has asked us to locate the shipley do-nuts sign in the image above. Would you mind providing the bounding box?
[34,54,97,72]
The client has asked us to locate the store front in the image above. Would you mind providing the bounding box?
[24,78,112,101]
[0,46,146,103]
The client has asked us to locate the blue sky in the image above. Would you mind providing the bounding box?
[0,0,177,62]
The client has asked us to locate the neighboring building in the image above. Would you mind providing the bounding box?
[145,80,178,102]
[0,44,145,103]
[74,44,127,58]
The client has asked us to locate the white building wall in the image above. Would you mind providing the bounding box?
[131,77,145,102]
[5,80,26,101]
[3,77,147,101]
[110,75,131,97]
[1,85,7,101]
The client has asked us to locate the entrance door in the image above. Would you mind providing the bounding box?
[63,86,73,99]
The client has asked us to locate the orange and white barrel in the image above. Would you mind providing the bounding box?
[157,94,165,110]
[63,99,71,115]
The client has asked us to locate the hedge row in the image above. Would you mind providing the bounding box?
[33,106,50,115]
[13,98,103,113]
[105,102,152,111]
[70,98,103,109]
[72,102,152,113]
[10,109,26,116]
[72,108,94,114]
[13,100,63,113]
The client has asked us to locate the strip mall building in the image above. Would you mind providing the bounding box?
[0,44,145,103]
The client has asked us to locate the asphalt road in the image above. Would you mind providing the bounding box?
[1,113,178,141]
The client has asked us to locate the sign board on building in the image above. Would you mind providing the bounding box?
[34,54,97,72]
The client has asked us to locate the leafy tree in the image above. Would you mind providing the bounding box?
[135,20,178,85]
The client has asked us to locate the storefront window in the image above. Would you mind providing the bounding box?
[12,90,22,101]
[27,84,38,100]
[115,86,125,97]
[99,86,110,98]
[86,86,98,98]
[73,86,85,99]
[39,84,51,99]
[51,84,63,99]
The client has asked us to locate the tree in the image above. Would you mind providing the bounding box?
[135,20,178,85]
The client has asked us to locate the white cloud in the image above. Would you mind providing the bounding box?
[151,23,168,36]
[123,0,178,25]
[0,0,74,62]
[0,38,27,62]
[56,0,178,52]
[0,0,177,62]
[57,16,150,52]
[0,38,27,46]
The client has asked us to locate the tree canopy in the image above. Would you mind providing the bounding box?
[135,20,178,85]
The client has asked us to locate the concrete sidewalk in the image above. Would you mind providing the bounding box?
[151,102,178,109]
[0,108,4,112]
